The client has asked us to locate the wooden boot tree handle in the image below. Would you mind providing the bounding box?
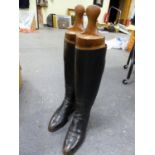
[83,4,100,36]
[76,5,105,49]
[65,5,85,43]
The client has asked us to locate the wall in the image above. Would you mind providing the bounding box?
[41,0,110,24]
[30,0,38,26]
[23,0,110,25]
[20,0,135,27]
[29,0,37,12]
[100,0,110,22]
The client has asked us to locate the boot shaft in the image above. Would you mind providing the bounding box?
[63,40,75,99]
[63,4,85,100]
[75,46,107,113]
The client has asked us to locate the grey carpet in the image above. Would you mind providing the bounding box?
[19,28,135,155]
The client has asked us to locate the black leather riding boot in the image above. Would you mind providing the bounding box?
[48,4,85,132]
[63,46,107,154]
[48,40,75,132]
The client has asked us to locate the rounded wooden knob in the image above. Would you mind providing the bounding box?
[75,5,85,20]
[83,5,101,36]
[65,5,85,43]
[86,5,100,24]
[76,5,105,49]
[68,5,85,32]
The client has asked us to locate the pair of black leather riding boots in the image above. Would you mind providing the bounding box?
[48,38,106,154]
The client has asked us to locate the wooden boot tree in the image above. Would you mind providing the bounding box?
[76,5,106,50]
[65,5,85,43]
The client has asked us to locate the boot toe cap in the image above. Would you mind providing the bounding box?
[48,115,62,132]
[48,120,58,132]
[63,131,82,154]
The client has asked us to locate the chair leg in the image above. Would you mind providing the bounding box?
[123,47,135,85]
[122,63,134,84]
[123,51,132,69]
[123,43,135,69]
[127,62,134,79]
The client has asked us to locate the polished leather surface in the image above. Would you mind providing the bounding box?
[63,47,107,154]
[48,41,75,132]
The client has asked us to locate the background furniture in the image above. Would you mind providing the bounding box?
[122,43,135,84]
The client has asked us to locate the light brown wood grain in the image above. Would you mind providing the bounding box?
[65,5,85,43]
[76,5,105,50]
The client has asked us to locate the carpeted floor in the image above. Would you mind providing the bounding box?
[19,28,135,155]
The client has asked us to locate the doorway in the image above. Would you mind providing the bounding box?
[108,0,132,25]
[108,0,121,23]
